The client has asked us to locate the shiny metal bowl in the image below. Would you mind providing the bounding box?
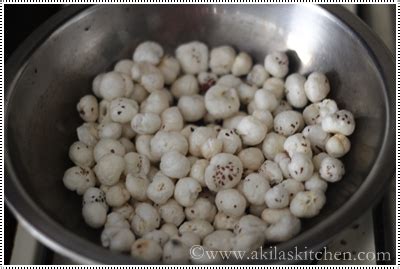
[5,5,395,264]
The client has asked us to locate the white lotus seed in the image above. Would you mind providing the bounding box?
[97,122,122,140]
[252,110,274,131]
[281,179,305,201]
[247,64,268,87]
[288,153,314,182]
[158,55,180,85]
[105,183,130,207]
[143,230,170,246]
[159,199,185,227]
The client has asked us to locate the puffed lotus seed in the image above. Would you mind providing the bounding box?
[264,51,289,78]
[262,132,286,160]
[185,197,217,222]
[77,123,99,147]
[290,190,326,218]
[63,166,96,195]
[98,122,122,140]
[93,154,125,186]
[205,153,243,192]
[262,208,301,242]
[205,84,240,119]
[263,77,285,100]
[247,64,269,87]
[319,156,345,182]
[190,159,209,187]
[241,173,270,205]
[288,153,314,182]
[285,73,308,108]
[69,141,94,167]
[125,174,150,201]
[238,147,265,171]
[146,173,175,204]
[131,112,161,135]
[304,72,330,103]
[210,46,236,75]
[110,97,139,123]
[174,177,202,207]
[143,230,170,247]
[161,107,184,132]
[325,133,351,158]
[203,230,234,251]
[160,151,191,179]
[131,239,163,262]
[114,59,134,75]
[171,74,199,98]
[133,41,164,65]
[159,199,185,227]
[215,189,246,217]
[158,55,180,85]
[179,219,214,239]
[175,41,208,74]
[305,173,328,192]
[217,128,242,154]
[264,184,290,209]
[131,202,160,236]
[77,95,99,123]
[274,110,304,137]
[231,52,253,76]
[237,115,268,146]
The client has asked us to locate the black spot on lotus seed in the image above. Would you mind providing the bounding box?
[117,111,122,115]
[111,149,115,153]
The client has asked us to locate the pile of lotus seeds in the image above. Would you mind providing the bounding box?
[64,41,355,263]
